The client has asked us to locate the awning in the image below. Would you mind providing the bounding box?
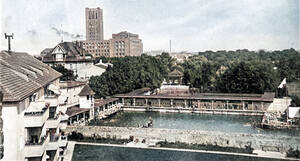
[49,84,61,95]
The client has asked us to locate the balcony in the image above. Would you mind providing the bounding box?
[45,115,61,129]
[45,95,59,107]
[46,135,68,151]
[24,134,49,157]
[47,135,60,150]
[24,103,49,127]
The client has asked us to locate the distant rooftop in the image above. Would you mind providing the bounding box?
[168,69,183,77]
[42,42,93,63]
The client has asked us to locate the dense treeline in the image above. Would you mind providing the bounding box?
[89,49,300,98]
[89,53,174,98]
[197,48,300,82]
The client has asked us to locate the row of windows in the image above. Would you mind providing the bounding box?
[116,49,125,52]
[85,46,109,49]
[116,53,125,56]
[88,49,110,53]
[115,41,125,44]
[95,53,109,57]
[88,11,98,19]
[115,45,125,49]
[83,42,110,45]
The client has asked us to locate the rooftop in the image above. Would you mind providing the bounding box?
[94,98,119,107]
[168,69,183,77]
[66,106,89,117]
[115,88,275,102]
[0,50,62,102]
[60,81,86,88]
[78,85,95,96]
[42,42,93,63]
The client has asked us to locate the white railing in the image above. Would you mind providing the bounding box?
[47,134,68,151]
[24,134,49,157]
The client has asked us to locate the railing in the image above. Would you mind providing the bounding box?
[24,134,49,157]
[24,106,48,116]
[47,134,68,150]
[50,135,60,142]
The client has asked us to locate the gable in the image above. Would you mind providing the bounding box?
[52,45,65,55]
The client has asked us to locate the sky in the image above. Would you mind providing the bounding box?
[0,0,299,55]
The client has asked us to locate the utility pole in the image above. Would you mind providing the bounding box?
[4,33,14,52]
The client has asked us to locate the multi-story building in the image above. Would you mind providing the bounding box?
[81,40,110,57]
[0,50,67,161]
[81,31,143,57]
[110,31,143,57]
[82,7,143,58]
[41,41,105,80]
[86,7,104,41]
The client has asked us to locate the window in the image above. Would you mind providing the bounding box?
[87,95,90,100]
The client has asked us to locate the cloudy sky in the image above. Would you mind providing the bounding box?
[1,0,299,55]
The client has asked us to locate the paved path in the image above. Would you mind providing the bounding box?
[62,141,76,161]
[253,150,286,159]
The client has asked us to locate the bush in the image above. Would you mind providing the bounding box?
[68,131,84,140]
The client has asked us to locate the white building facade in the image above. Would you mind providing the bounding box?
[0,51,67,161]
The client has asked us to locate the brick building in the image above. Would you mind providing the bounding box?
[81,31,143,57]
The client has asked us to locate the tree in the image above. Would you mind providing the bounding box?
[216,61,278,93]
[51,65,77,81]
[89,54,173,98]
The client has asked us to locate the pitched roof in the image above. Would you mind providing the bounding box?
[60,81,86,88]
[168,69,183,77]
[42,42,93,63]
[66,106,90,117]
[0,50,62,102]
[94,98,119,107]
[78,85,95,96]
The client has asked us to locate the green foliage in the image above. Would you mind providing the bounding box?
[51,65,77,81]
[291,94,300,107]
[182,60,219,92]
[89,54,173,98]
[197,48,300,82]
[89,49,299,97]
[216,61,279,93]
[157,140,253,154]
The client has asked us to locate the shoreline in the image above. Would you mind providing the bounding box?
[65,141,299,161]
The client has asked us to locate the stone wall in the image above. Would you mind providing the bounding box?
[65,126,300,152]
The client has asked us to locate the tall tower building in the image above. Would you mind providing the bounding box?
[85,7,104,41]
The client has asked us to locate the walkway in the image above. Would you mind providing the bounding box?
[61,141,76,161]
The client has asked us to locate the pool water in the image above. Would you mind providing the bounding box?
[72,144,295,161]
[90,111,299,136]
